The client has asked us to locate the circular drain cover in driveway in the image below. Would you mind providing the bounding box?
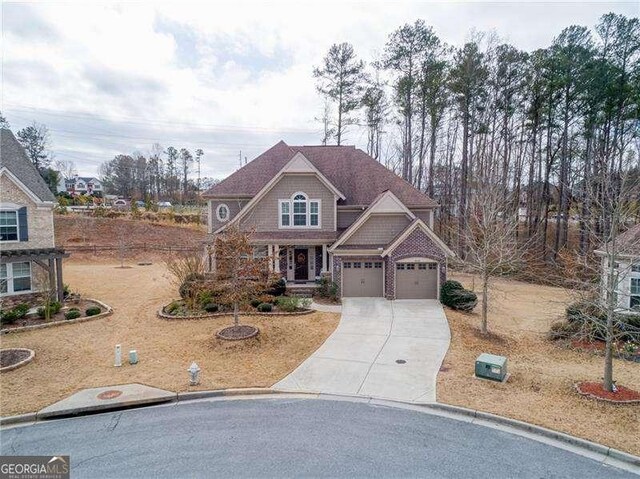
[395,359,407,364]
[97,390,123,400]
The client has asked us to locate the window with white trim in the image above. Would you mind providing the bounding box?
[293,194,307,225]
[0,211,18,241]
[631,278,640,310]
[216,204,230,222]
[0,262,31,295]
[279,192,321,228]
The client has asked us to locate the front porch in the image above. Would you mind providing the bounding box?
[272,244,331,283]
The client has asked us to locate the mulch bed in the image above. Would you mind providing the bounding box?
[575,381,640,404]
[216,325,259,341]
[1,349,32,369]
[1,299,104,331]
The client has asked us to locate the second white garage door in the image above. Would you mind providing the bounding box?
[342,261,384,297]
[396,262,438,299]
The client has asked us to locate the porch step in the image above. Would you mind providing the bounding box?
[286,283,318,298]
[288,291,314,298]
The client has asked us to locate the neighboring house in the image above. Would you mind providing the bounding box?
[0,129,68,307]
[203,141,454,299]
[595,223,640,312]
[58,175,103,196]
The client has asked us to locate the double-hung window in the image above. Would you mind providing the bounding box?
[280,201,290,226]
[0,211,18,241]
[631,278,640,310]
[279,192,320,228]
[0,262,32,295]
[293,194,307,226]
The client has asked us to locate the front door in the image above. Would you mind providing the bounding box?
[294,248,308,281]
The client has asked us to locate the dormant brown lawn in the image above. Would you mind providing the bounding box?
[0,259,339,416]
[439,273,640,456]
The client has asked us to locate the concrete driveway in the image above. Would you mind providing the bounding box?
[273,298,450,402]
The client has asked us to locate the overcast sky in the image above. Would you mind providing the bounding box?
[2,1,637,180]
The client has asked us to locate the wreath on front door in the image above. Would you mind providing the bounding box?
[297,253,306,264]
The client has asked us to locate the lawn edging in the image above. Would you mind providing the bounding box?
[0,348,35,372]
[157,305,315,320]
[0,299,113,335]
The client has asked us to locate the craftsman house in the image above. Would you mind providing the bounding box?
[595,223,640,311]
[0,128,68,306]
[203,141,454,299]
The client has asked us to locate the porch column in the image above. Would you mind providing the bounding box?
[48,258,56,295]
[322,244,328,273]
[267,244,274,272]
[55,257,64,302]
[274,245,280,273]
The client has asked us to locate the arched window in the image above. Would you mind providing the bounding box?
[279,192,320,228]
[293,193,307,226]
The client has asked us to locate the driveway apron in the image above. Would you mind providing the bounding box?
[273,298,451,403]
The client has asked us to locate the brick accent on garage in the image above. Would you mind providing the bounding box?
[385,228,447,299]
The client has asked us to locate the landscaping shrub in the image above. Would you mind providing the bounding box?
[257,294,276,304]
[179,273,206,300]
[566,301,605,323]
[250,299,262,308]
[197,290,214,307]
[318,277,339,300]
[1,303,30,325]
[565,302,639,342]
[37,301,62,319]
[275,296,310,312]
[548,320,580,340]
[264,277,286,296]
[440,280,477,312]
[85,306,101,316]
[257,303,272,312]
[166,301,181,314]
[1,310,18,325]
[12,303,29,319]
[203,303,219,313]
[65,309,82,320]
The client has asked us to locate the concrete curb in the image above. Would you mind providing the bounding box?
[2,389,638,472]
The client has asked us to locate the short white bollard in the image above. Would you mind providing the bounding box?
[114,344,122,367]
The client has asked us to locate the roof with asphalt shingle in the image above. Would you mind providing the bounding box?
[203,141,437,208]
[0,128,56,202]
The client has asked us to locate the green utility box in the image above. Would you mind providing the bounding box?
[475,353,508,382]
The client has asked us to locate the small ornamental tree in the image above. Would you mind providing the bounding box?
[459,182,528,334]
[213,226,272,331]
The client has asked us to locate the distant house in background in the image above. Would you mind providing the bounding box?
[0,128,68,306]
[595,223,640,312]
[58,176,103,196]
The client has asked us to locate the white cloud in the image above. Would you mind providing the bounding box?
[2,1,637,179]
